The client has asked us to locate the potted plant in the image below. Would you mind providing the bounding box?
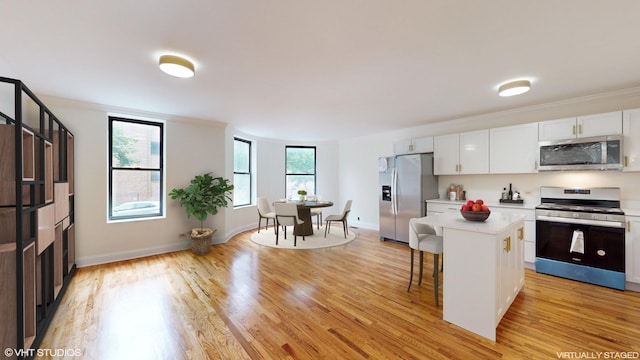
[297,189,307,201]
[169,172,234,255]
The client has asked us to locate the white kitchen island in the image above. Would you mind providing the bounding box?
[415,211,526,341]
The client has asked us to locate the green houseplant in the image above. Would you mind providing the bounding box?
[169,173,234,255]
[297,189,307,201]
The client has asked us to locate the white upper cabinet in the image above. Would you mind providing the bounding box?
[393,139,413,155]
[623,108,640,172]
[434,133,459,175]
[490,122,539,174]
[393,136,433,155]
[538,111,622,141]
[538,117,577,141]
[434,130,489,175]
[579,111,622,137]
[413,137,434,153]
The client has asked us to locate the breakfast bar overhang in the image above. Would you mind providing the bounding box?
[415,211,526,341]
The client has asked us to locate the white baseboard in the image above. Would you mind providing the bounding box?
[76,240,190,268]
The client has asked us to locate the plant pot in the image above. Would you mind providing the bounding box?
[190,228,215,255]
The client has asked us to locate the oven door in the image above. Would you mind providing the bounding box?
[536,219,625,272]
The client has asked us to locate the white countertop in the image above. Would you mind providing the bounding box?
[415,211,526,235]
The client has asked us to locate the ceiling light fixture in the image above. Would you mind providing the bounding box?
[159,55,195,78]
[498,80,531,97]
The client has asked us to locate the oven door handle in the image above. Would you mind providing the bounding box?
[536,215,625,228]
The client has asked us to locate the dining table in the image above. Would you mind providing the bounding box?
[276,200,334,236]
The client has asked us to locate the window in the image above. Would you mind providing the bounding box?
[108,116,163,220]
[285,146,316,198]
[233,137,252,207]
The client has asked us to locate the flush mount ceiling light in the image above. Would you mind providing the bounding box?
[159,55,195,78]
[498,80,531,97]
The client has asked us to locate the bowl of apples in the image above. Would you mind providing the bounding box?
[460,199,491,222]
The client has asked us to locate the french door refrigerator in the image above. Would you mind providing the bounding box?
[379,153,438,243]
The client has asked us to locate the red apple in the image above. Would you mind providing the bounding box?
[476,199,484,206]
[462,205,471,211]
[481,204,489,212]
[471,203,481,212]
[466,200,474,207]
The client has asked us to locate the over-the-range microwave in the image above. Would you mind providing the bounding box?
[538,135,623,171]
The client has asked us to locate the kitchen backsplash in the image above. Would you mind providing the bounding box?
[437,172,640,206]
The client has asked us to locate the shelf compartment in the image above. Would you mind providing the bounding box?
[23,242,36,350]
[37,204,55,255]
[45,140,53,202]
[0,247,17,353]
[66,224,75,274]
[0,208,31,246]
[54,183,69,224]
[0,124,31,206]
[67,134,73,195]
[53,224,63,299]
[22,128,34,181]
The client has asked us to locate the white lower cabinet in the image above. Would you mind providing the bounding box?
[625,216,640,284]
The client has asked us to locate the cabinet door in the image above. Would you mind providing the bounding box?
[623,109,640,172]
[496,228,512,323]
[433,133,459,175]
[538,117,577,141]
[393,139,414,155]
[459,130,489,174]
[514,223,525,293]
[490,123,539,174]
[413,136,434,153]
[626,217,640,284]
[524,220,536,264]
[578,111,622,138]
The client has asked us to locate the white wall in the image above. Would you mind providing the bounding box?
[42,96,228,267]
[225,128,341,237]
[339,88,640,230]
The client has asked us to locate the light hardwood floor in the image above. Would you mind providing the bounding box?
[37,227,640,359]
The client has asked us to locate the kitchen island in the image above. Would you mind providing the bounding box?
[415,211,526,341]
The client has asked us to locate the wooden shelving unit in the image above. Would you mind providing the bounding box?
[0,77,76,359]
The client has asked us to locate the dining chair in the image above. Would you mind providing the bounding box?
[309,195,322,229]
[407,217,444,307]
[256,197,276,233]
[274,202,305,246]
[324,200,352,238]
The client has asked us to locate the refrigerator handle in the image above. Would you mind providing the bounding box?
[391,167,398,215]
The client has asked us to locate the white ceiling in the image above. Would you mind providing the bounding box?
[2,1,640,141]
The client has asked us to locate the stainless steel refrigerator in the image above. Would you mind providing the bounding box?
[379,153,439,243]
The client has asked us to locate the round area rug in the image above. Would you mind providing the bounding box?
[250,225,356,249]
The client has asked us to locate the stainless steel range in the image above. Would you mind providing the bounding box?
[535,187,626,290]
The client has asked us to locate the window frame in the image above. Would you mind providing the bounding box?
[285,145,317,197]
[108,116,164,221]
[233,137,252,207]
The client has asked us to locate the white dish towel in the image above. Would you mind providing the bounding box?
[570,230,585,254]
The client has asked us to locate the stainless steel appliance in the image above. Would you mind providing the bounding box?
[379,154,438,243]
[535,187,625,290]
[538,135,623,171]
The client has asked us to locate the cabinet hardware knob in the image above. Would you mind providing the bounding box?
[572,125,576,135]
[578,124,582,135]
[625,156,629,167]
[518,227,524,240]
[628,221,631,232]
